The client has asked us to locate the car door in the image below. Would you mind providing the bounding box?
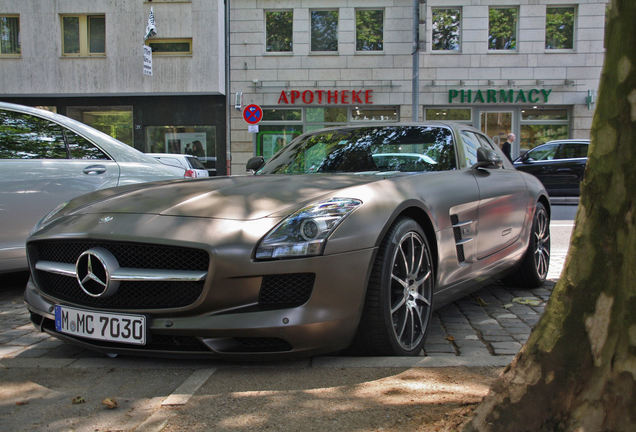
[0,109,119,270]
[551,142,589,196]
[515,142,560,193]
[461,131,528,260]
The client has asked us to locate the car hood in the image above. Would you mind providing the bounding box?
[60,174,390,220]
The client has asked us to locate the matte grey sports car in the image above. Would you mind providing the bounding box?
[24,123,551,358]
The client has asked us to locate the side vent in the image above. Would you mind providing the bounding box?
[450,215,473,263]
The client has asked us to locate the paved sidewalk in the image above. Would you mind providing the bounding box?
[0,251,565,366]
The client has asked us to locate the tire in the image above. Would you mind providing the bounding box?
[506,202,551,288]
[351,218,434,356]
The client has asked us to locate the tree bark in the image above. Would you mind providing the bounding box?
[465,1,636,430]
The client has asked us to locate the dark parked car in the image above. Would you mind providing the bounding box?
[25,123,550,358]
[514,139,589,196]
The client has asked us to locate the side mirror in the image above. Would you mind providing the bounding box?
[472,148,503,170]
[246,156,265,173]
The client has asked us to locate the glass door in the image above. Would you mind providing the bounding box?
[479,111,513,148]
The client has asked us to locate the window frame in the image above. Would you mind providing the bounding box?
[545,6,576,51]
[355,8,384,53]
[310,9,339,53]
[60,14,106,57]
[265,9,294,54]
[145,38,193,56]
[487,7,519,52]
[0,15,21,57]
[431,7,462,52]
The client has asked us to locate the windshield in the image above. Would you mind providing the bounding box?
[256,126,456,175]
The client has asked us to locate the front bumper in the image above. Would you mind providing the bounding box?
[25,240,376,359]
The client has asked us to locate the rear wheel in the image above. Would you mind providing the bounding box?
[506,202,550,287]
[352,218,434,356]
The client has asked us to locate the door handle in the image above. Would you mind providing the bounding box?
[83,165,107,175]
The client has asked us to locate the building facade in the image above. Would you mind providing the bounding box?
[0,0,227,174]
[229,0,607,173]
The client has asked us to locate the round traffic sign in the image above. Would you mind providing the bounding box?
[243,104,263,125]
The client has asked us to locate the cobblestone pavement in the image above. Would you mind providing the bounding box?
[0,251,566,362]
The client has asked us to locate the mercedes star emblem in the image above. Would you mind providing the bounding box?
[75,247,120,298]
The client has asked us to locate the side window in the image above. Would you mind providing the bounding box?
[66,131,109,160]
[460,131,482,167]
[557,143,588,159]
[0,110,68,159]
[574,144,589,158]
[527,143,558,161]
[475,133,496,151]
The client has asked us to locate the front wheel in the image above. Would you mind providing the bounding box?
[352,218,434,356]
[506,202,551,287]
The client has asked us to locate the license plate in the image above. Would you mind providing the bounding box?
[54,305,146,346]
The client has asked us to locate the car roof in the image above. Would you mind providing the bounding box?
[539,139,590,145]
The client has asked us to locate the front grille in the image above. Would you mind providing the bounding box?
[36,272,204,309]
[29,240,209,270]
[258,273,315,308]
[29,240,209,310]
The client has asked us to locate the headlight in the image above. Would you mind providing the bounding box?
[30,201,69,235]
[255,198,362,259]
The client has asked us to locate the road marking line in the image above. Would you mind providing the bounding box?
[161,368,216,406]
[550,223,575,227]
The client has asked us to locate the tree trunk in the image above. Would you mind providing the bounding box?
[465,1,636,430]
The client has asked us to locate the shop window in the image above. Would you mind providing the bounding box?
[521,108,567,121]
[425,108,471,122]
[480,111,512,147]
[311,10,338,52]
[266,10,293,52]
[356,9,383,52]
[546,7,575,50]
[432,8,461,51]
[145,126,216,159]
[352,107,397,121]
[0,15,20,56]
[146,38,192,55]
[61,15,105,56]
[256,125,303,160]
[520,125,568,151]
[520,107,569,150]
[306,107,347,123]
[67,106,133,146]
[263,108,301,121]
[488,8,517,50]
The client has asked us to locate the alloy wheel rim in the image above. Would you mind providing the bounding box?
[389,231,433,351]
[533,208,550,279]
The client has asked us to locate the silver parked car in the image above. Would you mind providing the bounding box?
[25,123,550,358]
[146,153,210,179]
[0,102,184,273]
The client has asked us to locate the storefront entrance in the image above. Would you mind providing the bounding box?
[479,111,513,148]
